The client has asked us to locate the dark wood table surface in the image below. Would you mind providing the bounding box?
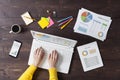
[0,0,120,80]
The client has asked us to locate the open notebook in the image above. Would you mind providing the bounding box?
[28,30,77,74]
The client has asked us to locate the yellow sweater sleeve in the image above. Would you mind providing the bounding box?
[18,65,37,80]
[49,68,58,80]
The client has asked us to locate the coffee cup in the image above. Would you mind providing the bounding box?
[9,24,22,34]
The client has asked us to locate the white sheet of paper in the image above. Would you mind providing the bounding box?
[21,12,33,25]
[77,41,103,72]
[74,8,112,41]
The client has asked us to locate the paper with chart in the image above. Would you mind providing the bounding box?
[28,30,77,74]
[77,41,103,72]
[74,8,112,41]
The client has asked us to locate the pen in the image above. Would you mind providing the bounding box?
[58,18,72,26]
[57,16,73,23]
[60,18,73,30]
[24,16,36,21]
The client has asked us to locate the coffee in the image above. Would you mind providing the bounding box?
[12,25,19,32]
[9,24,21,34]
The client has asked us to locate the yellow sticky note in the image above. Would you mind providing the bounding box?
[38,17,49,29]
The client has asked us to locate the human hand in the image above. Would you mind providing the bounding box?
[33,47,45,67]
[48,50,58,68]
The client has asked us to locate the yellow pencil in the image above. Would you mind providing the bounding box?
[60,18,73,30]
[24,16,36,21]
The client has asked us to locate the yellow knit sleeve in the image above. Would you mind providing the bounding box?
[18,65,37,80]
[49,68,58,80]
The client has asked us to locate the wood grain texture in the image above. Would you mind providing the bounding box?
[0,0,120,80]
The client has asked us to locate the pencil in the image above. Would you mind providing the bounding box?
[57,16,73,23]
[24,16,36,21]
[58,18,72,26]
[60,18,73,30]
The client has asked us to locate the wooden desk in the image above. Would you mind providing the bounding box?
[0,0,120,80]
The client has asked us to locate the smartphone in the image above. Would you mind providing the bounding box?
[9,40,22,57]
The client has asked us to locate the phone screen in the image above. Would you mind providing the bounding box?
[9,40,22,57]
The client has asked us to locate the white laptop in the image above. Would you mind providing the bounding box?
[28,30,77,74]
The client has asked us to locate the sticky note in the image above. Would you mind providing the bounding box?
[21,12,33,25]
[47,17,54,28]
[38,17,49,29]
[46,17,50,22]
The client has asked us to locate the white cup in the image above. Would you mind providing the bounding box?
[9,24,22,34]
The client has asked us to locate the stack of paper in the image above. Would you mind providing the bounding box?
[28,30,77,74]
[38,17,54,29]
[74,8,112,41]
[77,41,103,72]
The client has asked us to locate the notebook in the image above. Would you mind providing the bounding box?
[77,41,103,72]
[21,12,34,25]
[28,30,77,74]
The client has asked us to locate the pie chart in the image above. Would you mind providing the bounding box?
[81,11,93,23]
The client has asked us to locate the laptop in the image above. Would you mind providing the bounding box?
[28,30,77,74]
